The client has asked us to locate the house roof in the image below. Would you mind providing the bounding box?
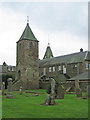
[18,23,38,42]
[39,51,90,67]
[0,65,16,73]
[68,70,90,81]
[43,43,54,59]
[0,65,8,73]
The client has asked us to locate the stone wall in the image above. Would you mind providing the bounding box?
[15,40,39,90]
[39,62,88,81]
[39,80,88,92]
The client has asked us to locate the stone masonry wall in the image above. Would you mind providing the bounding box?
[15,40,39,90]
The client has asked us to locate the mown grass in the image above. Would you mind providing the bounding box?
[2,89,88,118]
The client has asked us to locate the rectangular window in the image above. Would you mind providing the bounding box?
[63,68,66,74]
[58,66,61,71]
[86,63,89,70]
[63,65,65,69]
[43,68,46,75]
[49,67,51,72]
[75,65,77,67]
[53,67,55,72]
[63,65,66,74]
[8,68,10,71]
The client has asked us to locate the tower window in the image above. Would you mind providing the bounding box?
[30,42,33,49]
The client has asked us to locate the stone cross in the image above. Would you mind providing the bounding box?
[19,86,23,95]
[2,82,5,95]
[6,78,13,98]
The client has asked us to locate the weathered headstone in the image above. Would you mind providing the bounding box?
[6,78,13,98]
[86,85,90,97]
[19,86,23,95]
[2,82,5,95]
[50,78,56,105]
[44,78,56,105]
[56,85,64,99]
[44,94,51,105]
[76,88,82,97]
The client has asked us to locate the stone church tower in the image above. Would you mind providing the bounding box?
[15,19,39,90]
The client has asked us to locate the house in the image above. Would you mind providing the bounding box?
[39,46,90,91]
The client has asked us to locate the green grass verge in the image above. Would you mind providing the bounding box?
[2,89,88,118]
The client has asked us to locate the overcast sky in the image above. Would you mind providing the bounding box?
[0,1,88,66]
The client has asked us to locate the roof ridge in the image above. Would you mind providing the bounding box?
[54,51,88,59]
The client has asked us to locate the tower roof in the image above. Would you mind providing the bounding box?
[43,43,54,59]
[18,23,38,42]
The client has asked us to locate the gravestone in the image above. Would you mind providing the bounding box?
[2,82,5,95]
[6,78,13,98]
[19,86,23,95]
[44,78,56,105]
[44,94,51,105]
[76,88,82,97]
[56,85,64,99]
[86,85,90,97]
[50,78,56,105]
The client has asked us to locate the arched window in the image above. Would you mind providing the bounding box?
[30,42,33,49]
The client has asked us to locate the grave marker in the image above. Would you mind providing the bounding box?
[56,85,64,99]
[6,78,13,98]
[2,82,5,95]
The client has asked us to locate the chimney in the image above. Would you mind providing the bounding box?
[80,48,83,52]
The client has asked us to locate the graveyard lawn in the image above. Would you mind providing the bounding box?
[2,89,88,118]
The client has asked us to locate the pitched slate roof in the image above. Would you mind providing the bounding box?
[43,43,54,59]
[39,51,90,67]
[68,70,90,80]
[18,23,38,42]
